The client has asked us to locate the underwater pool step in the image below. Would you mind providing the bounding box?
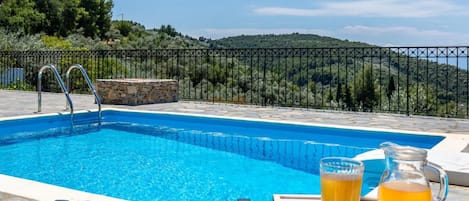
[72,113,101,126]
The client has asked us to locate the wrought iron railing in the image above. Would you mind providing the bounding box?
[1,47,468,118]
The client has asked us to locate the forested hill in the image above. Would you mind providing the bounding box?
[209,33,374,48]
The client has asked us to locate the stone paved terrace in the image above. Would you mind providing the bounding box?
[0,89,468,200]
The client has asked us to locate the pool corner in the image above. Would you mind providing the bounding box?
[0,174,126,201]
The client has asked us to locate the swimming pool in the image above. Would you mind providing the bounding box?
[0,110,445,201]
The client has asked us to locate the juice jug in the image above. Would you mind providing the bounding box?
[378,142,448,201]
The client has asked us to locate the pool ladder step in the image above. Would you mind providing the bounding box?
[72,114,102,126]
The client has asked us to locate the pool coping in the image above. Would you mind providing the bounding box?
[0,174,125,201]
[0,108,468,200]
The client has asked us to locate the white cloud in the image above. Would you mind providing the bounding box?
[342,25,451,37]
[339,25,469,46]
[254,0,465,18]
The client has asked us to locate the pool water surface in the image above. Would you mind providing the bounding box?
[0,110,445,201]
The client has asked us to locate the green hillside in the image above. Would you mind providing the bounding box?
[0,0,467,117]
[209,33,373,48]
[206,34,468,116]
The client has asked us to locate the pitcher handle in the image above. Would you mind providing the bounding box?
[426,161,448,201]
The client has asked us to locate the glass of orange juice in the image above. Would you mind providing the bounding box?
[320,157,364,201]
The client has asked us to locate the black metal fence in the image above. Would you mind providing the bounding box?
[1,47,469,118]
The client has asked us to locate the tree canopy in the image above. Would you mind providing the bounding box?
[209,33,372,48]
[0,0,113,38]
[0,0,45,35]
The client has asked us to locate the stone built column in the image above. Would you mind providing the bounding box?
[96,79,178,105]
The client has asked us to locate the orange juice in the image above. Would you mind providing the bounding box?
[321,173,363,201]
[378,181,432,201]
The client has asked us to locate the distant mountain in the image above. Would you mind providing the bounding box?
[208,33,374,48]
[204,33,469,117]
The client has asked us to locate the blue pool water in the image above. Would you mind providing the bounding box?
[0,110,445,201]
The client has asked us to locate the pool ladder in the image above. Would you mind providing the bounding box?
[65,64,102,124]
[37,64,102,125]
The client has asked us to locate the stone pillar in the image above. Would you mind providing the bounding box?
[96,79,178,105]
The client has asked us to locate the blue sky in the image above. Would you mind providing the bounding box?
[112,0,469,46]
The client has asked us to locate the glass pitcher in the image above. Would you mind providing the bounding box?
[378,142,448,201]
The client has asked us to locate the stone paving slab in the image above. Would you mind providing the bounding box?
[2,90,469,135]
[1,89,468,200]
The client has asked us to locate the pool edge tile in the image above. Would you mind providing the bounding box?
[0,174,126,201]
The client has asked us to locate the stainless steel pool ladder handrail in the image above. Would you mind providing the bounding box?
[65,64,102,123]
[37,64,74,120]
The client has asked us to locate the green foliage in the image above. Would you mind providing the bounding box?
[4,79,35,90]
[116,30,199,49]
[408,84,437,114]
[78,0,113,38]
[354,65,377,111]
[41,35,73,50]
[159,25,179,37]
[0,0,45,35]
[95,0,113,39]
[0,0,112,39]
[382,84,437,115]
[210,33,372,48]
[343,84,353,110]
[336,81,342,104]
[0,0,200,50]
[0,29,46,50]
[112,20,140,37]
[386,75,396,99]
[438,101,458,118]
[65,34,109,50]
[62,0,84,36]
[35,0,65,35]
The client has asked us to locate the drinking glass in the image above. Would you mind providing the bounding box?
[320,157,364,201]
